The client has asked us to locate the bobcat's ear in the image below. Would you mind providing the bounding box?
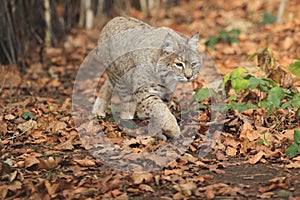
[188,33,199,51]
[163,33,175,53]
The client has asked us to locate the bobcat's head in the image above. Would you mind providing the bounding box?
[158,33,202,82]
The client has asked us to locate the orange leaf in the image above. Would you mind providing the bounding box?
[248,151,265,164]
[73,158,96,167]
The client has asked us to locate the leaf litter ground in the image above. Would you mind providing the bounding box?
[1,1,300,199]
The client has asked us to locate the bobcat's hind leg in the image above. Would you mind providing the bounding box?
[92,78,113,117]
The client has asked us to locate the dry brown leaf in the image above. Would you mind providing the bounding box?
[0,120,7,135]
[258,192,274,199]
[111,189,124,197]
[73,158,96,167]
[164,169,183,176]
[246,130,262,142]
[7,181,22,192]
[139,184,154,193]
[24,155,40,168]
[285,161,300,169]
[55,138,74,150]
[248,151,266,164]
[4,114,15,120]
[131,172,153,184]
[240,121,253,139]
[187,175,212,182]
[226,146,237,156]
[127,188,140,193]
[8,170,18,182]
[0,185,8,199]
[209,165,225,174]
[224,137,240,148]
[38,156,59,169]
[17,120,37,132]
[45,180,59,197]
[173,182,197,196]
[173,192,184,199]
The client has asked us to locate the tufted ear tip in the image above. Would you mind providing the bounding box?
[188,33,199,51]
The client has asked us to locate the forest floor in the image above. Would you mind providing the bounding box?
[1,1,300,199]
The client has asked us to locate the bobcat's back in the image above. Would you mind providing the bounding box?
[98,17,152,45]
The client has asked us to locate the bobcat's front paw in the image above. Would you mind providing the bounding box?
[162,114,181,138]
[148,112,181,139]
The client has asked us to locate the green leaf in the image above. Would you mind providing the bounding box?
[231,67,247,78]
[231,78,249,94]
[246,47,268,61]
[258,100,268,108]
[205,36,218,50]
[21,111,36,120]
[228,102,258,112]
[192,88,210,102]
[294,130,300,144]
[222,72,231,90]
[289,58,300,76]
[248,77,260,89]
[267,87,284,108]
[281,101,292,109]
[262,12,277,25]
[229,67,249,93]
[49,105,54,112]
[228,95,237,101]
[285,143,300,158]
[218,30,229,41]
[198,104,207,109]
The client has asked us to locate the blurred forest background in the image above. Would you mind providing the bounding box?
[0,0,294,69]
[0,0,182,69]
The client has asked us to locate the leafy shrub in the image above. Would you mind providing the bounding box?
[285,130,300,158]
[205,29,240,50]
[262,12,277,25]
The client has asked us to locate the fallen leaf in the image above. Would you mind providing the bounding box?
[131,172,153,184]
[240,121,253,139]
[248,151,266,164]
[55,138,74,150]
[285,161,300,169]
[164,169,183,176]
[17,120,37,132]
[226,146,237,156]
[7,181,22,191]
[45,180,59,197]
[139,184,154,192]
[73,158,96,167]
[24,155,40,168]
[111,189,124,197]
[0,185,8,199]
[173,182,197,196]
[4,114,15,120]
[38,156,59,169]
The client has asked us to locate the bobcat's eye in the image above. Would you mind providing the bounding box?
[191,62,198,67]
[175,62,184,68]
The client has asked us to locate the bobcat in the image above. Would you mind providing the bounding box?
[92,16,202,140]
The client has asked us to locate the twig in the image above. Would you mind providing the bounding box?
[277,0,288,23]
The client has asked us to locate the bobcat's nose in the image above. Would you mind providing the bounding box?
[185,74,193,80]
[185,68,193,80]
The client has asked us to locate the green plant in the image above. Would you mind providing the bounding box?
[222,66,300,115]
[262,12,277,25]
[289,58,300,76]
[205,29,240,50]
[285,130,300,158]
[21,111,36,120]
